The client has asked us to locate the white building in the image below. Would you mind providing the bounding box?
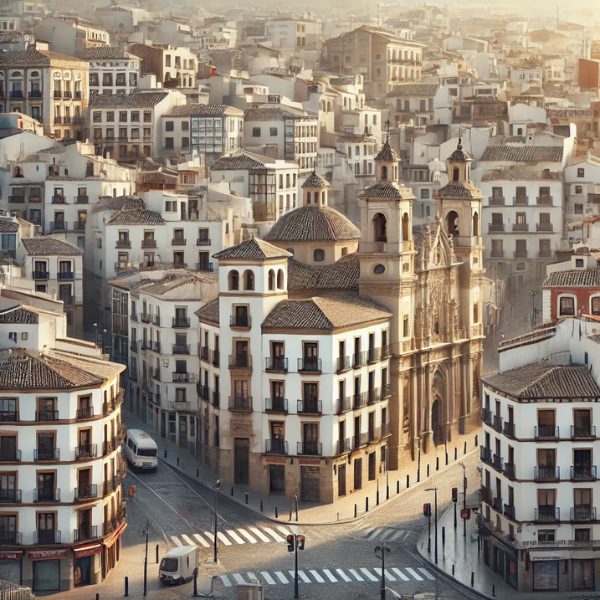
[83,47,141,95]
[564,156,600,246]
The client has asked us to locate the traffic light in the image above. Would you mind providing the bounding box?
[297,535,305,551]
[452,487,458,502]
[286,534,295,552]
[423,503,431,517]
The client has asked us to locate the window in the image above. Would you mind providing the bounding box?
[575,203,583,214]
[421,189,429,199]
[313,249,325,262]
[559,296,575,316]
[270,127,278,136]
[93,111,102,123]
[252,127,261,137]
[165,138,174,149]
[165,121,174,132]
[244,271,254,291]
[131,111,140,122]
[538,529,555,542]
[374,264,385,274]
[229,270,239,291]
[575,185,583,194]
[119,111,127,122]
[592,297,600,315]
[578,168,585,178]
[144,111,152,123]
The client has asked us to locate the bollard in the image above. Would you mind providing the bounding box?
[452,565,455,576]
[475,434,478,447]
[386,485,389,500]
[289,509,292,522]
[275,506,278,518]
[442,527,445,545]
[454,447,457,460]
[155,544,159,564]
[196,466,199,478]
[471,572,474,587]
[245,492,248,505]
[492,585,495,597]
[337,512,339,521]
[260,498,263,512]
[354,503,357,518]
[405,475,408,490]
[230,486,234,497]
[193,567,199,597]
[427,464,430,477]
[376,490,379,506]
[436,457,439,471]
[445,453,448,466]
[96,594,100,600]
[164,449,167,458]
[125,576,129,597]
[399,479,402,493]
[464,441,467,455]
[177,457,180,467]
[366,497,369,512]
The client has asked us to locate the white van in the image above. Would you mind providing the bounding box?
[159,546,198,585]
[124,429,158,470]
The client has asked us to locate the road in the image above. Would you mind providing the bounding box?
[122,451,481,600]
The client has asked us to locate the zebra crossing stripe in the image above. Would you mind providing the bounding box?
[275,571,289,584]
[336,568,351,582]
[366,528,383,540]
[238,529,257,543]
[310,570,325,583]
[384,569,397,582]
[389,530,405,542]
[261,571,276,585]
[233,574,246,585]
[277,525,292,536]
[226,530,246,544]
[181,534,194,545]
[250,527,271,542]
[216,532,232,546]
[379,530,394,541]
[247,572,259,584]
[193,533,210,548]
[323,569,338,583]
[263,527,285,542]
[419,567,435,580]
[203,531,215,543]
[349,569,364,582]
[360,568,378,582]
[298,570,311,583]
[220,575,232,587]
[170,536,183,547]
[405,568,423,581]
[392,568,409,581]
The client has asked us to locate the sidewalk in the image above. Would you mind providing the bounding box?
[123,408,479,526]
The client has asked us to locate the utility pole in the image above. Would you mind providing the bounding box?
[426,487,438,564]
[143,518,149,596]
[462,463,467,538]
[375,545,390,600]
[213,479,221,563]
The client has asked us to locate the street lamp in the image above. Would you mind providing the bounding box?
[143,518,149,596]
[426,487,438,564]
[529,290,536,331]
[213,479,221,563]
[461,462,467,538]
[374,545,390,600]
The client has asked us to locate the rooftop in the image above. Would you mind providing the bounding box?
[288,253,359,291]
[166,104,243,117]
[88,91,170,109]
[21,237,83,256]
[106,209,165,226]
[543,269,600,288]
[213,238,291,261]
[480,146,564,163]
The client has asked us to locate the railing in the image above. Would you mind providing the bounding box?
[297,399,322,414]
[0,531,21,545]
[493,415,503,432]
[503,421,515,437]
[504,504,516,520]
[265,398,288,413]
[168,401,191,411]
[536,223,553,232]
[504,463,516,479]
[33,488,61,502]
[73,525,98,542]
[336,438,351,454]
[297,441,322,456]
[266,357,288,372]
[354,392,368,409]
[172,238,186,246]
[368,388,381,404]
[353,433,368,449]
[31,270,49,281]
[103,476,117,496]
[0,411,18,422]
[515,195,530,205]
[197,238,211,246]
[488,223,505,232]
[383,383,391,398]
[8,196,25,203]
[481,486,492,505]
[212,391,220,407]
[512,223,529,231]
[34,448,59,461]
[229,354,252,369]
[152,366,161,379]
[571,465,597,480]
[337,356,351,371]
[534,466,560,480]
[493,454,504,471]
[50,221,68,232]
[480,446,492,464]
[33,530,60,545]
[489,196,505,206]
[535,425,559,438]
[172,317,190,328]
[212,351,220,366]
[490,250,504,258]
[571,425,596,439]
[514,251,528,259]
[571,507,597,522]
[102,439,115,456]
[130,340,138,352]
[103,400,116,415]
[200,346,209,361]
[536,195,553,205]
[368,347,381,362]
[381,423,391,437]
[29,90,42,98]
[265,439,288,454]
[116,239,131,248]
[197,383,209,400]
[0,450,20,462]
[57,271,74,280]
[229,315,251,328]
[75,445,97,460]
[173,344,190,354]
[492,497,503,513]
[75,195,89,204]
[298,357,322,372]
[9,90,23,99]
[141,239,157,248]
[196,262,214,272]
[481,408,492,425]
[228,396,252,411]
[172,372,189,382]
[0,489,21,503]
[74,485,97,501]
[337,396,352,414]
[369,427,381,443]
[353,351,367,368]
[153,315,161,326]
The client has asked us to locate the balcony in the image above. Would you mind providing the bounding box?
[481,485,492,505]
[151,367,161,381]
[297,441,322,456]
[212,391,220,407]
[172,317,190,328]
[53,90,62,98]
[297,399,322,414]
[171,238,186,246]
[493,415,503,432]
[168,401,191,411]
[103,477,117,496]
[116,239,131,248]
[130,340,138,353]
[265,439,288,455]
[9,90,23,99]
[199,346,209,361]
[337,396,352,414]
[514,251,528,259]
[74,484,98,501]
[265,398,288,413]
[0,489,21,503]
[353,432,368,449]
[173,344,190,354]
[383,383,391,398]
[75,92,82,100]
[492,497,503,513]
[571,425,596,439]
[266,357,288,372]
[513,223,529,232]
[298,357,322,372]
[571,507,597,522]
[32,270,49,280]
[229,354,252,369]
[535,425,559,439]
[493,454,504,471]
[490,250,504,258]
[488,196,505,206]
[353,351,367,368]
[337,356,352,371]
[488,223,505,232]
[536,196,553,206]
[50,221,68,232]
[480,446,492,464]
[33,531,60,545]
[536,223,553,232]
[503,421,515,437]
[504,504,516,520]
[29,90,42,98]
[141,239,157,248]
[34,448,59,461]
[197,383,209,400]
[73,525,98,542]
[197,237,211,246]
[229,315,251,329]
[368,427,381,443]
[196,262,214,272]
[33,488,61,502]
[212,351,220,367]
[368,388,381,404]
[534,466,560,481]
[228,396,252,411]
[54,116,62,124]
[336,438,351,454]
[353,392,368,409]
[172,372,189,382]
[8,196,25,203]
[0,450,20,462]
[75,195,89,204]
[102,439,115,456]
[504,463,516,479]
[141,313,152,324]
[571,465,597,481]
[75,445,97,460]
[0,411,18,422]
[57,271,74,280]
[481,408,492,425]
[368,347,382,362]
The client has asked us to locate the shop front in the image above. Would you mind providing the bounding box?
[529,549,570,592]
[73,543,103,586]
[102,522,126,579]
[28,549,68,592]
[0,551,21,585]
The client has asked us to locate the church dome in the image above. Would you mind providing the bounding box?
[264,205,361,243]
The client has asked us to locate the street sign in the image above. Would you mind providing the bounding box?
[460,508,471,520]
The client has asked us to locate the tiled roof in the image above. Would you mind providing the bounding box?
[195,298,219,324]
[264,205,360,243]
[375,141,400,162]
[543,269,600,288]
[82,47,139,60]
[0,220,19,233]
[482,165,562,181]
[480,146,564,162]
[0,307,39,324]
[138,272,215,299]
[0,45,88,67]
[21,237,83,256]
[434,182,480,198]
[166,104,243,117]
[0,349,124,390]
[288,253,359,291]
[448,140,470,163]
[262,292,392,331]
[210,154,268,171]
[213,238,291,261]
[88,91,170,109]
[92,196,145,214]
[302,171,330,189]
[244,106,306,121]
[337,132,376,143]
[360,182,414,199]
[386,83,439,97]
[481,360,600,399]
[106,209,165,226]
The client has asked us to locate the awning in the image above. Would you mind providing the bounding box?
[73,544,102,559]
[29,549,68,561]
[529,549,570,562]
[0,551,22,560]
[104,522,127,550]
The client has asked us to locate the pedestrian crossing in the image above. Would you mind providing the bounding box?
[217,566,435,587]
[350,524,419,545]
[169,525,292,549]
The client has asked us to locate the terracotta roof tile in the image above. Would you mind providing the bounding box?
[82,47,139,60]
[195,297,219,324]
[360,182,414,199]
[21,237,83,256]
[244,106,307,121]
[106,209,165,226]
[0,307,39,324]
[287,254,359,291]
[0,219,19,233]
[375,140,400,162]
[386,83,439,97]
[92,196,144,214]
[543,269,600,288]
[481,146,564,162]
[302,171,330,188]
[88,91,170,109]
[210,154,269,171]
[213,238,291,261]
[166,104,243,117]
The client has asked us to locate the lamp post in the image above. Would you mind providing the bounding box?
[426,487,438,564]
[529,290,536,331]
[374,544,390,600]
[213,479,221,563]
[462,463,467,538]
[143,518,149,596]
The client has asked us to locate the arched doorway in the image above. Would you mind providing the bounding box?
[432,399,443,446]
[373,213,387,242]
[446,211,458,236]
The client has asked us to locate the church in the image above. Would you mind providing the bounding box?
[195,139,485,503]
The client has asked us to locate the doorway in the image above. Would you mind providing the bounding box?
[301,466,320,502]
[234,438,249,485]
[269,464,285,494]
[432,399,443,446]
[354,458,362,489]
[338,464,346,497]
[368,452,376,481]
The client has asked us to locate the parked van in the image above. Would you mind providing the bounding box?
[159,546,198,585]
[124,429,158,470]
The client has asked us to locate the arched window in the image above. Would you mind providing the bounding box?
[268,269,275,291]
[402,213,409,241]
[381,165,388,181]
[472,212,479,236]
[13,166,22,177]
[229,270,239,290]
[473,303,478,323]
[245,270,254,290]
[374,264,385,274]
[277,270,284,289]
[453,167,459,182]
[313,249,325,262]
[321,191,325,205]
[446,211,458,235]
[306,192,311,205]
[373,213,387,242]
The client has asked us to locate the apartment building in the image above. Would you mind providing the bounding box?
[33,17,110,58]
[564,157,600,243]
[0,292,126,592]
[479,317,600,592]
[267,17,322,52]
[0,45,89,139]
[83,47,141,95]
[385,82,439,127]
[129,44,197,89]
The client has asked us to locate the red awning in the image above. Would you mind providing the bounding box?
[74,544,102,559]
[104,522,127,550]
[0,551,22,560]
[29,549,68,561]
